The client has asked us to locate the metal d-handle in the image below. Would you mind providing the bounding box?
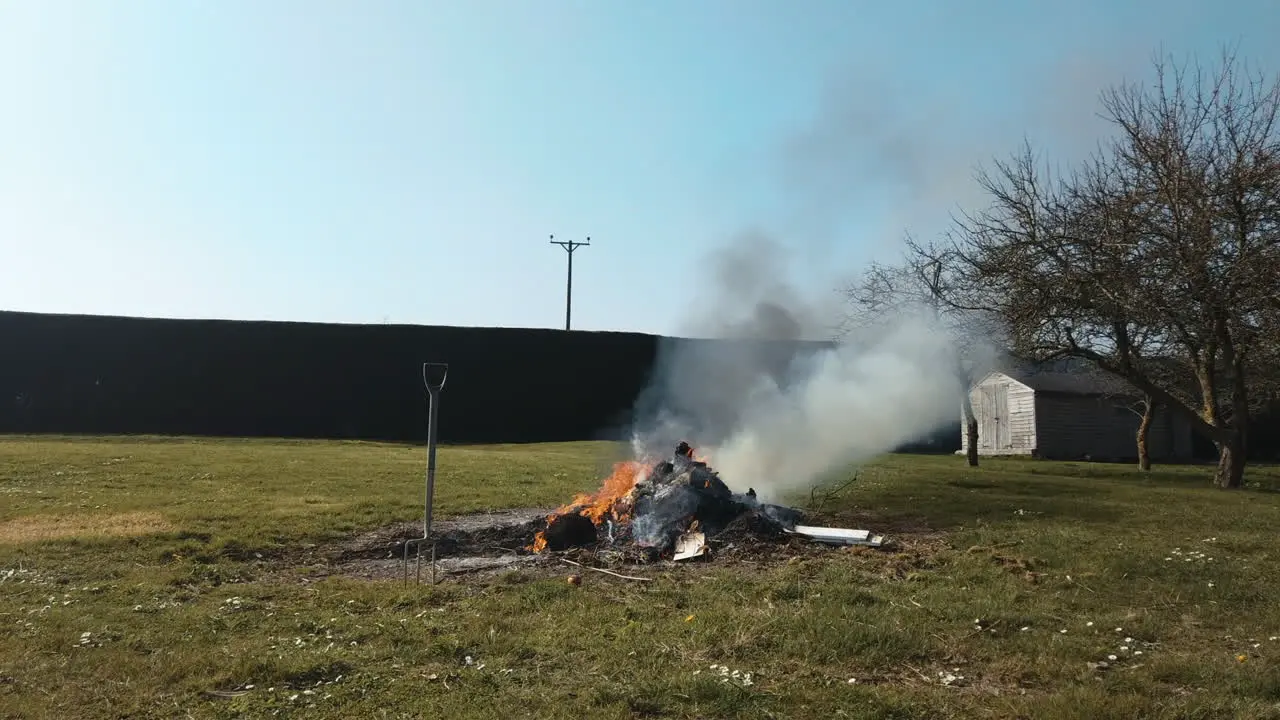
[404,361,449,585]
[423,362,448,392]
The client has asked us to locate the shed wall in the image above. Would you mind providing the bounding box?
[960,373,1036,456]
[1034,394,1193,461]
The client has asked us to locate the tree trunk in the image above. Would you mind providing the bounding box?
[1194,358,1243,488]
[966,417,979,467]
[1215,433,1245,488]
[961,391,979,467]
[1136,397,1152,472]
[1211,351,1250,489]
[1230,356,1250,467]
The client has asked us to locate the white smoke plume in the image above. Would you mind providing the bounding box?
[704,311,963,499]
[625,41,1149,498]
[630,231,967,502]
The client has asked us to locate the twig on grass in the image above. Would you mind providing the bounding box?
[561,558,651,582]
[1065,575,1098,594]
[810,472,859,512]
[965,618,1003,638]
[892,597,948,623]
[202,690,251,699]
[965,541,1022,554]
[904,664,933,682]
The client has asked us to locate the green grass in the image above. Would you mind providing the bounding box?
[3,436,1280,719]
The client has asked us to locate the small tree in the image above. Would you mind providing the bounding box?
[1105,392,1155,471]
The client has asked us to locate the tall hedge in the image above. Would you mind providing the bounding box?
[0,311,660,443]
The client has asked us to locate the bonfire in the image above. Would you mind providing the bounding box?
[529,442,805,559]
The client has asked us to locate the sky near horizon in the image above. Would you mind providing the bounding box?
[1,1,1277,335]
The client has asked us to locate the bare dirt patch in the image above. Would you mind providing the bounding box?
[0,510,175,544]
[317,508,552,581]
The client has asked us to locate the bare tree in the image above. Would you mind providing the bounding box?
[944,49,1280,488]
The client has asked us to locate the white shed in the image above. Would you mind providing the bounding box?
[960,369,1195,461]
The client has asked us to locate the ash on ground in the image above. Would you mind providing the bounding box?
[322,507,835,582]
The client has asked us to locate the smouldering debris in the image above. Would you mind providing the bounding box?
[528,442,884,559]
[673,530,708,561]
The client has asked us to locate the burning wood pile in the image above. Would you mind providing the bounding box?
[529,442,882,561]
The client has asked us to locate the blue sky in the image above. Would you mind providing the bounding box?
[1,1,1276,335]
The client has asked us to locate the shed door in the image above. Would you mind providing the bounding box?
[979,383,1012,451]
[994,383,1011,449]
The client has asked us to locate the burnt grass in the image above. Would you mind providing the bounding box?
[332,509,551,563]
[312,505,938,584]
[316,448,933,581]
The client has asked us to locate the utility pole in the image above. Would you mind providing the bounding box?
[549,234,589,330]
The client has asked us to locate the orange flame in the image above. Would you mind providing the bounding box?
[529,460,647,552]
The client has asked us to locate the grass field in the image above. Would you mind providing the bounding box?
[3,436,1280,719]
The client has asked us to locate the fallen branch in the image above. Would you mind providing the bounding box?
[561,558,652,582]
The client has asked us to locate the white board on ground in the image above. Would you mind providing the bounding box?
[788,525,885,546]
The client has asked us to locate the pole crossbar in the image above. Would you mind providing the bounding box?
[549,234,589,331]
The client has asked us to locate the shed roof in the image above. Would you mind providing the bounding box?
[998,368,1137,397]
